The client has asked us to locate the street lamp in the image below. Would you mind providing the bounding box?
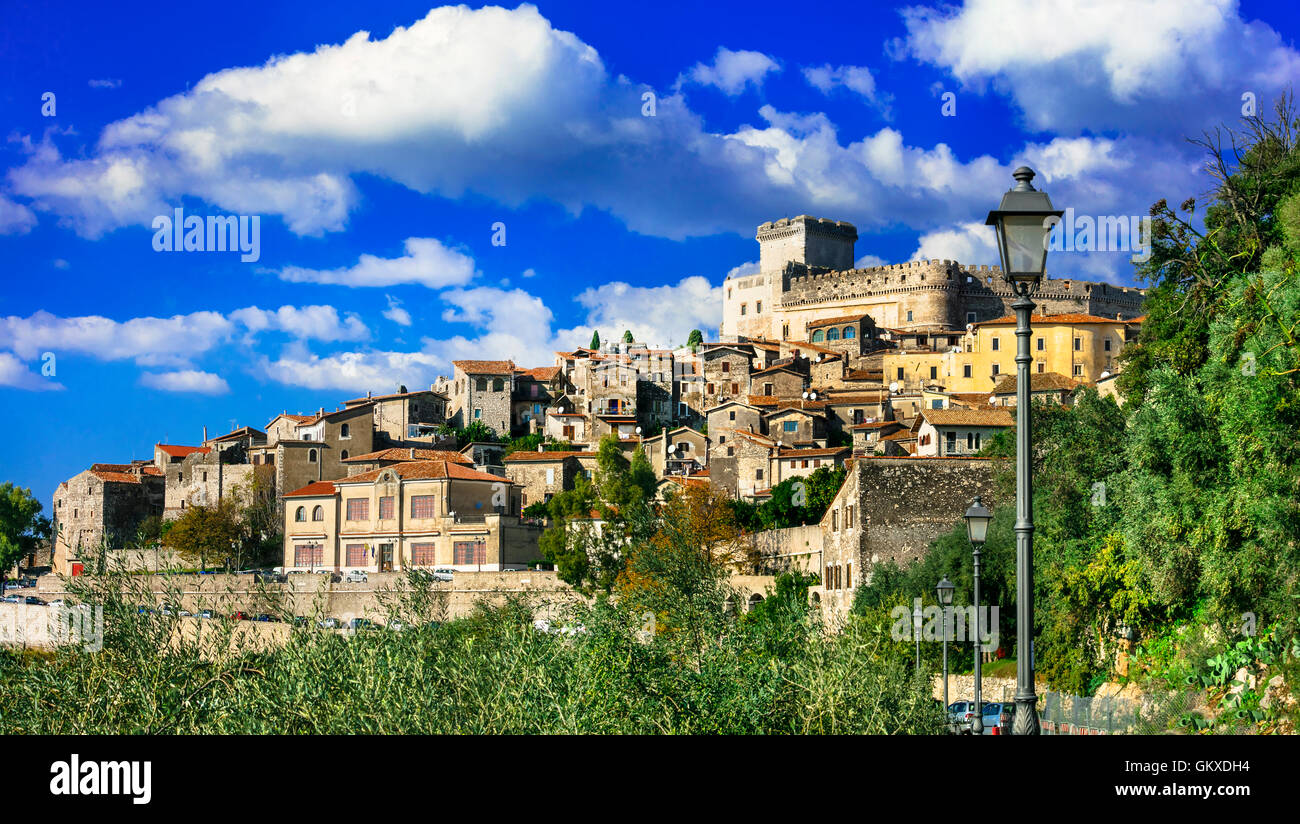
[965,496,991,734]
[912,602,923,672]
[986,165,1060,735]
[936,577,955,724]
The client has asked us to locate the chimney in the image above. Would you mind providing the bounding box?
[409,448,416,459]
[367,390,372,399]
[202,426,207,442]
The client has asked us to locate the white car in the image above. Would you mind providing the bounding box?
[343,570,368,583]
[432,568,454,582]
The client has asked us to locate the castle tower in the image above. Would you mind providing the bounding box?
[756,215,858,273]
[722,216,859,341]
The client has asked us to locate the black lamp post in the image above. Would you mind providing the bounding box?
[936,576,955,724]
[986,166,1061,735]
[964,496,992,735]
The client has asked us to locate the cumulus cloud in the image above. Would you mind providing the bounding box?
[139,369,230,394]
[227,305,369,343]
[802,64,891,116]
[383,295,412,326]
[254,344,446,393]
[855,254,888,268]
[680,47,780,95]
[276,237,477,288]
[572,276,722,348]
[725,260,759,279]
[0,352,63,391]
[0,195,37,235]
[899,0,1300,134]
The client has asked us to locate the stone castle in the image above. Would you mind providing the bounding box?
[721,215,1146,341]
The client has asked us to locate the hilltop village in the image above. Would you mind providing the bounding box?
[51,215,1145,608]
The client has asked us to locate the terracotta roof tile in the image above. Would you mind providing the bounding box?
[991,372,1079,394]
[342,448,471,464]
[339,460,515,485]
[503,450,595,462]
[974,312,1129,327]
[156,444,211,458]
[285,481,336,497]
[453,359,516,375]
[921,408,1015,427]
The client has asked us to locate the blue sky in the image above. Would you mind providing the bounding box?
[1,0,1296,505]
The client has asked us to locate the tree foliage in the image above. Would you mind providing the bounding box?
[0,483,48,584]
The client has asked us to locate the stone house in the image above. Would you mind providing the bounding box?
[443,360,516,438]
[824,391,892,433]
[343,387,449,443]
[503,450,591,509]
[342,447,471,475]
[259,403,379,503]
[750,362,807,398]
[851,420,905,455]
[915,408,1014,457]
[706,401,763,454]
[639,426,708,477]
[770,446,849,487]
[544,410,589,444]
[52,462,164,575]
[700,344,753,407]
[512,366,564,435]
[282,460,540,573]
[764,402,829,446]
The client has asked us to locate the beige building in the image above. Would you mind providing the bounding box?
[915,408,1014,457]
[282,460,540,573]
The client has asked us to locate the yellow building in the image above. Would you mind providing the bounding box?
[282,460,542,573]
[884,313,1135,395]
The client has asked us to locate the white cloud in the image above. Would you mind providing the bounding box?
[680,47,780,95]
[276,237,477,288]
[521,267,537,278]
[0,195,36,235]
[139,369,230,394]
[911,221,998,265]
[572,276,721,349]
[1,4,1210,250]
[725,260,759,279]
[802,64,891,116]
[899,0,1300,134]
[855,254,888,268]
[0,353,63,391]
[383,295,412,326]
[254,344,446,393]
[228,305,369,343]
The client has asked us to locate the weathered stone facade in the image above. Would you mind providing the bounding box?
[51,463,164,574]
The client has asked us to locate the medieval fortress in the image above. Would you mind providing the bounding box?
[721,215,1146,341]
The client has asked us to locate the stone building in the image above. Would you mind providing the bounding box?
[721,215,1145,343]
[440,360,516,437]
[52,462,164,575]
[343,387,449,443]
[639,426,708,477]
[915,408,1014,457]
[502,450,592,509]
[512,366,564,435]
[341,447,471,475]
[282,460,540,573]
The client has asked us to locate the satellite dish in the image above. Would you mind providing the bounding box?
[668,444,676,454]
[889,381,899,394]
[802,392,809,399]
[1099,370,1110,380]
[635,426,642,434]
[810,391,817,400]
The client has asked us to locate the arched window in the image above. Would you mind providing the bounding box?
[340,423,350,438]
[843,326,856,339]
[295,506,306,522]
[340,450,349,460]
[312,505,324,521]
[748,593,764,610]
[492,378,504,392]
[811,329,824,342]
[826,328,840,341]
[308,449,317,463]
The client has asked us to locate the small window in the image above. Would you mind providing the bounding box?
[1104,339,1112,352]
[844,326,855,339]
[992,337,999,351]
[756,301,763,313]
[826,328,840,341]
[1073,338,1081,351]
[1073,364,1083,376]
[729,411,736,421]
[1037,337,1045,351]
[308,449,317,463]
[722,362,730,373]
[929,366,937,380]
[340,450,349,460]
[963,365,972,378]
[312,505,323,521]
[493,378,504,392]
[756,469,764,481]
[966,312,976,324]
[812,330,824,342]
[1038,362,1045,373]
[897,367,904,380]
[740,303,748,315]
[992,364,1000,376]
[476,378,487,392]
[906,310,913,322]
[783,421,797,432]
[295,506,306,522]
[474,408,482,419]
[340,423,350,438]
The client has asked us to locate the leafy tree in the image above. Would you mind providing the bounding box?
[540,435,657,591]
[522,501,550,519]
[166,499,244,571]
[590,330,601,350]
[0,483,48,587]
[752,466,846,530]
[622,329,634,344]
[456,420,501,446]
[686,329,704,352]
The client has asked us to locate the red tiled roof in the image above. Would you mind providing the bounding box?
[339,460,516,485]
[776,446,849,458]
[732,430,777,447]
[89,467,141,484]
[453,359,516,375]
[503,450,596,462]
[343,448,471,464]
[747,394,779,407]
[285,481,336,497]
[825,392,888,404]
[921,408,1015,427]
[806,313,870,328]
[156,444,210,458]
[516,366,561,381]
[880,430,914,442]
[343,388,446,404]
[991,372,1079,394]
[974,313,1128,328]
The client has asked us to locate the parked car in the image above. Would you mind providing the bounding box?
[348,618,378,631]
[179,610,194,618]
[292,616,309,626]
[2,581,21,591]
[342,570,368,583]
[253,613,276,622]
[979,703,1003,735]
[317,617,340,629]
[137,605,155,615]
[47,599,65,607]
[432,568,454,582]
[197,609,216,619]
[23,596,47,606]
[1,595,19,603]
[160,605,176,616]
[996,702,1016,734]
[230,611,249,621]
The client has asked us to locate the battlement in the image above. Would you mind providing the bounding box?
[757,215,858,272]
